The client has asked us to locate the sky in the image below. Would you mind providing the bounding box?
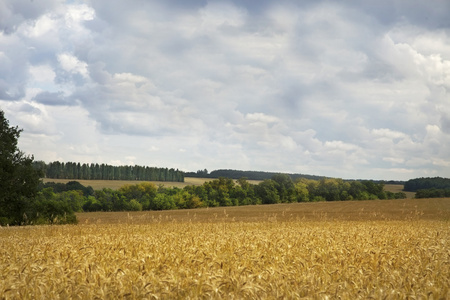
[1,0,449,181]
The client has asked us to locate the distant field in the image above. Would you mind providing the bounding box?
[1,198,448,299]
[42,177,201,189]
[76,197,449,224]
[42,177,262,190]
[384,184,415,198]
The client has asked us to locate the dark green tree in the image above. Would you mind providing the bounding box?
[0,110,43,225]
[255,180,280,204]
[271,174,296,202]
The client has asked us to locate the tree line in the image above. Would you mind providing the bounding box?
[403,177,450,198]
[186,169,326,181]
[34,175,407,219]
[404,177,450,191]
[186,169,406,185]
[415,188,450,198]
[33,161,185,182]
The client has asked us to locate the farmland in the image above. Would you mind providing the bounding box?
[384,184,415,199]
[42,177,263,190]
[1,198,449,299]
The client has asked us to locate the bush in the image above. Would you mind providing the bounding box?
[127,199,143,211]
[32,199,77,225]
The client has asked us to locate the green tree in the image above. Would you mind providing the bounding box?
[255,180,280,204]
[0,110,43,225]
[294,179,310,202]
[118,182,157,204]
[57,190,84,212]
[173,190,203,209]
[233,177,257,205]
[316,178,342,201]
[151,193,176,210]
[206,178,234,206]
[348,181,362,199]
[271,174,296,202]
[127,199,143,211]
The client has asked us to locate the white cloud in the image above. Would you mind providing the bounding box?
[324,140,360,152]
[245,112,279,124]
[65,3,95,27]
[57,53,89,78]
[23,14,56,37]
[1,0,450,180]
[29,65,56,83]
[372,128,406,141]
[199,2,247,30]
[383,157,405,164]
[113,73,148,84]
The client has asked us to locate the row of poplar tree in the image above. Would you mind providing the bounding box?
[33,161,185,182]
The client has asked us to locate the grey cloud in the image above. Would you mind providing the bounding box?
[33,91,73,106]
[0,0,60,34]
[54,70,88,87]
[18,103,41,114]
[87,62,111,85]
[0,81,25,100]
[441,114,450,135]
[358,60,405,82]
[349,0,450,29]
[0,43,29,101]
[162,0,207,10]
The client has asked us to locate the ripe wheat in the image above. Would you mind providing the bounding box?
[1,216,448,299]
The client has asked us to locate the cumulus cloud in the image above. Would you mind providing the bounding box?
[57,53,89,79]
[1,0,449,180]
[0,0,60,34]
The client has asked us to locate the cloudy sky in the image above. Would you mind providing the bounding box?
[1,0,449,180]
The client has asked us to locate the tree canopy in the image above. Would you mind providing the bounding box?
[0,110,43,225]
[404,177,450,192]
[185,169,325,181]
[37,175,407,214]
[0,110,76,225]
[35,161,185,182]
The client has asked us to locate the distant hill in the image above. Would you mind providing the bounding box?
[186,169,408,184]
[185,169,326,181]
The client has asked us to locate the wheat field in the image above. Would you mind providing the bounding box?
[1,199,449,299]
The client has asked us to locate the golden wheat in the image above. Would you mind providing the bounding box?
[1,216,449,299]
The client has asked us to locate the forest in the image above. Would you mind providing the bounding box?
[33,161,184,182]
[404,177,450,198]
[403,177,450,191]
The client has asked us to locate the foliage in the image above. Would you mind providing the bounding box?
[39,180,94,196]
[255,179,280,204]
[35,160,185,182]
[0,110,79,226]
[404,177,450,192]
[39,174,407,213]
[0,111,39,225]
[186,169,325,181]
[415,188,450,198]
